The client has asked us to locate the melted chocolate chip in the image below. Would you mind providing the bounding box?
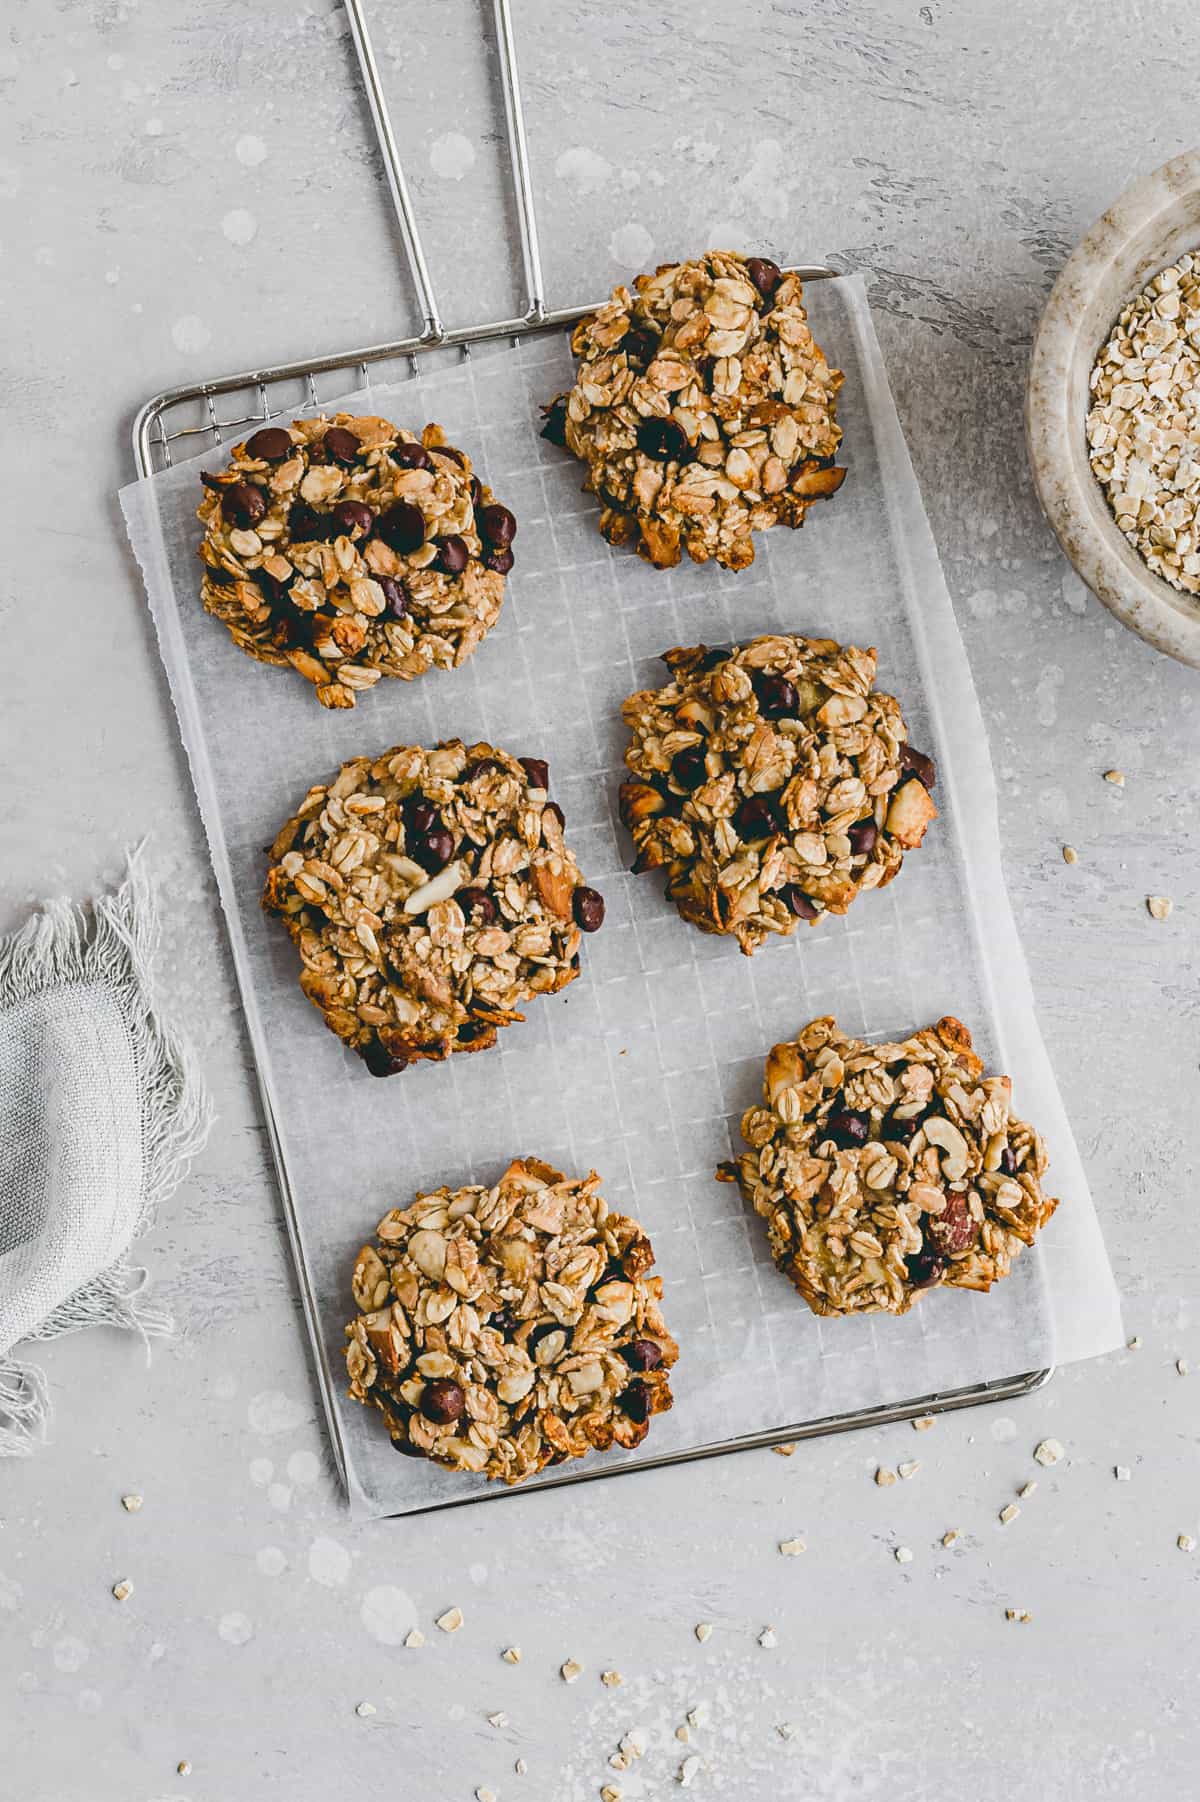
[905,1244,946,1289]
[435,534,470,576]
[377,501,426,554]
[752,671,799,718]
[245,426,293,462]
[333,499,375,537]
[484,547,514,575]
[733,793,782,840]
[621,1339,663,1371]
[221,482,267,529]
[362,1039,408,1078]
[573,887,605,932]
[392,441,432,470]
[519,757,549,791]
[672,747,709,790]
[478,503,516,548]
[420,1378,466,1425]
[540,397,568,447]
[781,885,819,920]
[322,426,361,464]
[412,827,455,872]
[824,1106,870,1148]
[636,417,690,461]
[899,744,937,790]
[379,575,409,617]
[622,327,657,364]
[457,886,497,924]
[618,1380,651,1423]
[746,256,783,300]
[848,818,878,857]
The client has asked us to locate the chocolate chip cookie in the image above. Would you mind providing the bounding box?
[542,251,844,571]
[263,741,605,1074]
[197,414,516,708]
[345,1158,679,1484]
[619,635,936,954]
[718,1015,1059,1317]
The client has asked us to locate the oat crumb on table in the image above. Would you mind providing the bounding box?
[758,1625,778,1647]
[1062,844,1078,864]
[913,1416,936,1431]
[894,1546,914,1564]
[600,1670,623,1688]
[694,1622,713,1643]
[1018,1480,1038,1499]
[1147,895,1173,920]
[779,1537,806,1556]
[1115,1465,1132,1482]
[487,1712,508,1729]
[875,1465,897,1487]
[560,1659,583,1683]
[1034,1438,1065,1466]
[942,1529,961,1547]
[1177,1533,1196,1553]
[502,1646,521,1664]
[898,1460,920,1480]
[1103,768,1126,787]
[404,1628,425,1648]
[111,1579,133,1602]
[435,1607,464,1634]
[120,1494,143,1513]
[999,1502,1021,1525]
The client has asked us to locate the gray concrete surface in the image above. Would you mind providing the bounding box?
[1,2,1197,1797]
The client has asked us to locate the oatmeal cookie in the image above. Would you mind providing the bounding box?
[345,1158,679,1484]
[619,635,937,954]
[718,1015,1059,1317]
[197,413,517,708]
[542,251,845,570]
[263,740,605,1074]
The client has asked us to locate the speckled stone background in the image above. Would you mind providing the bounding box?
[1,3,1197,1797]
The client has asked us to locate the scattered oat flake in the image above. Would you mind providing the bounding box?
[675,1724,690,1743]
[1178,1533,1196,1552]
[404,1628,425,1648]
[1103,769,1126,786]
[999,1503,1020,1525]
[898,1460,920,1480]
[777,1722,796,1740]
[1018,1480,1038,1499]
[601,1670,623,1688]
[502,1645,521,1663]
[894,1546,913,1564]
[435,1606,463,1633]
[913,1415,935,1431]
[1146,896,1172,921]
[621,1729,647,1759]
[1177,1358,1190,1375]
[875,1466,897,1487]
[1062,844,1078,864]
[488,1712,509,1728]
[177,1763,192,1777]
[772,1442,797,1457]
[111,1579,133,1602]
[476,1788,496,1802]
[677,1756,701,1787]
[779,1537,806,1556]
[1034,1438,1064,1466]
[610,1754,628,1773]
[758,1625,777,1648]
[355,1701,376,1718]
[942,1529,960,1547]
[601,1788,623,1802]
[121,1494,143,1513]
[1115,1465,1131,1482]
[694,1622,712,1643]
[515,1761,526,1777]
[560,1658,583,1683]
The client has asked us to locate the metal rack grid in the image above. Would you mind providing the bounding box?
[130,0,1051,1507]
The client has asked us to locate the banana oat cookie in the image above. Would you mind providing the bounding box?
[619,635,936,954]
[718,1015,1059,1317]
[263,740,605,1075]
[542,251,844,571]
[197,413,517,708]
[345,1158,679,1484]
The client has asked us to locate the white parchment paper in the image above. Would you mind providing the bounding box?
[121,275,1123,1517]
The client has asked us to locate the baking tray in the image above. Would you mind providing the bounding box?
[120,0,1097,1517]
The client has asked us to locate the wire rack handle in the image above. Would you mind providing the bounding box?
[343,0,546,340]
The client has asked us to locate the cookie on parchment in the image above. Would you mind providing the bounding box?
[345,1158,679,1484]
[262,740,605,1075]
[718,1015,1059,1317]
[619,634,936,955]
[197,414,516,708]
[542,251,844,571]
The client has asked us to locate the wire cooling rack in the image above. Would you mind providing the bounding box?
[130,0,1051,1506]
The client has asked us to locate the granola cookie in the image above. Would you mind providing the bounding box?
[718,1015,1059,1317]
[619,635,937,954]
[542,251,845,570]
[345,1158,679,1484]
[263,740,605,1074]
[197,414,517,708]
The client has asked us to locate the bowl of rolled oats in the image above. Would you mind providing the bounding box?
[1026,149,1200,666]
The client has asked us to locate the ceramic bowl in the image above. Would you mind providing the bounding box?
[1026,149,1200,666]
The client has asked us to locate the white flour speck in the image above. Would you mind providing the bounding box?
[213,1374,238,1401]
[430,132,475,180]
[249,1458,273,1486]
[171,315,211,354]
[144,117,163,136]
[52,1637,89,1673]
[104,268,120,284]
[248,1391,310,1436]
[555,146,613,194]
[967,587,998,619]
[991,1416,1017,1443]
[0,163,20,199]
[469,1562,488,1586]
[222,208,257,246]
[235,134,267,167]
[361,1585,416,1646]
[77,1689,102,1715]
[256,1546,287,1577]
[287,1449,320,1486]
[1061,571,1089,615]
[610,222,653,266]
[218,1611,254,1646]
[0,1573,22,1612]
[267,1483,292,1512]
[107,53,124,70]
[1035,665,1064,728]
[308,1538,351,1588]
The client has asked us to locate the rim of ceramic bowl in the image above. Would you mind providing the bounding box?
[1026,148,1200,668]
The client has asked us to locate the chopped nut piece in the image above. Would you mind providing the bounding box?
[1062,845,1078,865]
[502,1646,521,1664]
[404,1628,425,1648]
[1115,1466,1131,1482]
[1103,769,1126,787]
[560,1659,583,1684]
[1005,1608,1032,1623]
[488,1712,509,1729]
[515,1762,527,1778]
[1178,1533,1196,1553]
[677,1755,702,1788]
[875,1466,897,1487]
[941,1529,960,1547]
[111,1579,133,1602]
[177,1763,191,1777]
[898,1460,920,1480]
[1178,1358,1190,1376]
[1033,1438,1064,1467]
[772,1442,797,1457]
[476,1788,497,1802]
[675,1725,690,1743]
[777,1723,796,1740]
[694,1622,713,1643]
[120,1494,143,1514]
[757,1625,777,1647]
[999,1503,1020,1525]
[913,1416,936,1432]
[1018,1481,1038,1500]
[894,1546,913,1565]
[601,1671,623,1688]
[436,1607,464,1634]
[355,1702,376,1718]
[1147,896,1173,921]
[778,1538,806,1556]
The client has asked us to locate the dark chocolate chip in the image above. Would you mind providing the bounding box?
[221,482,267,529]
[437,445,467,467]
[379,575,409,618]
[573,886,605,932]
[420,1378,466,1425]
[621,1339,663,1371]
[333,499,375,537]
[469,474,483,509]
[848,818,878,857]
[322,426,361,464]
[905,1244,946,1289]
[485,547,515,575]
[746,256,783,300]
[883,1106,925,1143]
[406,799,441,837]
[540,397,568,446]
[519,757,549,792]
[781,885,819,920]
[412,827,455,872]
[245,426,293,462]
[206,565,236,587]
[362,1039,407,1078]
[377,501,426,554]
[752,671,799,718]
[478,503,516,548]
[252,564,296,606]
[618,1380,651,1423]
[672,747,709,790]
[999,1147,1018,1176]
[824,1106,870,1148]
[288,499,333,542]
[392,441,432,470]
[733,793,781,840]
[435,534,470,576]
[636,416,689,461]
[899,744,937,790]
[458,886,497,924]
[622,327,657,364]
